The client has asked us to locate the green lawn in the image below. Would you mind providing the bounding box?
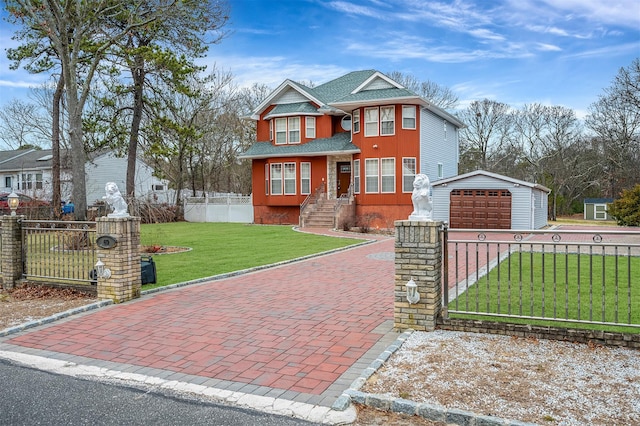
[449,251,640,333]
[140,223,363,288]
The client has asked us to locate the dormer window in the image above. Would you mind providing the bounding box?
[274,117,301,144]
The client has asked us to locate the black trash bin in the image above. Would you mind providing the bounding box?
[141,256,157,285]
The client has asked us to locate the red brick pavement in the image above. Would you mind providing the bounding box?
[7,237,396,396]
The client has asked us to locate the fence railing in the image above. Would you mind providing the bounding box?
[21,220,97,285]
[443,227,640,329]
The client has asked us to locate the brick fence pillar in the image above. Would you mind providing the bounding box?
[96,216,141,303]
[394,220,443,331]
[1,215,24,290]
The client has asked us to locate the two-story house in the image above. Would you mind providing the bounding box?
[240,70,465,228]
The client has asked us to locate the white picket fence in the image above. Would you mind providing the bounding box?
[184,195,253,223]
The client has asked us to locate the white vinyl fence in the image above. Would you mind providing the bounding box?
[184,195,253,223]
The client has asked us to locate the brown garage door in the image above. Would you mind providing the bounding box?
[449,189,512,229]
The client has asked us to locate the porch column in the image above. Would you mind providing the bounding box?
[1,215,24,290]
[96,216,141,303]
[394,220,443,331]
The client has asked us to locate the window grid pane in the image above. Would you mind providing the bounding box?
[365,159,379,193]
[275,119,286,144]
[270,164,282,195]
[288,117,300,143]
[305,117,315,139]
[402,106,416,129]
[381,158,395,193]
[402,158,416,192]
[301,163,311,194]
[353,160,360,193]
[353,110,360,133]
[284,163,296,194]
[364,108,378,137]
[380,106,394,135]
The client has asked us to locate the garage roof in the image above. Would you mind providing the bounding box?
[432,170,551,193]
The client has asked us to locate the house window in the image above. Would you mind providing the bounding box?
[380,106,394,135]
[438,163,443,179]
[265,163,269,195]
[152,184,165,191]
[353,109,360,133]
[365,159,379,193]
[288,117,300,143]
[381,158,395,193]
[364,108,379,137]
[402,105,416,129]
[443,120,447,140]
[305,117,315,139]
[402,158,416,192]
[36,173,43,190]
[21,173,32,190]
[275,118,287,145]
[269,120,273,141]
[284,162,296,195]
[353,159,360,194]
[270,163,282,195]
[301,162,311,195]
[5,176,11,189]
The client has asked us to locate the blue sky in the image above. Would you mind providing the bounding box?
[1,0,639,118]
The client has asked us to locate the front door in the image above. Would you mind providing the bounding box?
[336,162,351,197]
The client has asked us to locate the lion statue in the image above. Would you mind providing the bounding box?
[103,182,129,217]
[409,174,433,221]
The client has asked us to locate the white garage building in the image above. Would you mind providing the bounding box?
[431,170,550,230]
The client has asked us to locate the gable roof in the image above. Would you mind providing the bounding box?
[239,132,359,160]
[0,149,56,171]
[432,170,551,193]
[250,70,464,128]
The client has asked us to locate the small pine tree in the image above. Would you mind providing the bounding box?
[608,184,640,226]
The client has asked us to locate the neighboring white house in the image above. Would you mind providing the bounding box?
[431,170,551,230]
[85,151,172,205]
[0,148,171,206]
[0,149,73,200]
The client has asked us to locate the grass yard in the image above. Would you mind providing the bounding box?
[140,222,363,288]
[449,251,640,333]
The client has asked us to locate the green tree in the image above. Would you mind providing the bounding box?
[5,0,187,219]
[609,184,640,226]
[95,1,228,199]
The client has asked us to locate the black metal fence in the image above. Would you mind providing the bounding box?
[443,227,640,329]
[21,220,97,285]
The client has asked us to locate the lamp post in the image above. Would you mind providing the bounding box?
[7,191,19,216]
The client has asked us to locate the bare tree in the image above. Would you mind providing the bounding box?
[458,99,514,172]
[387,71,459,110]
[586,59,640,197]
[0,99,45,149]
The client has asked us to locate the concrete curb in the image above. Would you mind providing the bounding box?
[335,329,538,426]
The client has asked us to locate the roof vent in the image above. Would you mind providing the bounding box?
[37,154,53,161]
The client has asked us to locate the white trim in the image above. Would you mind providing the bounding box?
[284,162,296,195]
[381,158,395,193]
[380,106,395,136]
[351,71,404,94]
[402,157,416,193]
[300,162,311,195]
[353,159,360,194]
[305,116,316,139]
[365,158,379,193]
[402,105,416,130]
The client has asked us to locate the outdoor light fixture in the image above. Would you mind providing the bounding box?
[406,278,420,304]
[7,191,19,216]
[94,259,111,279]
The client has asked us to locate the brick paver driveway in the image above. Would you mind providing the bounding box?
[2,235,398,407]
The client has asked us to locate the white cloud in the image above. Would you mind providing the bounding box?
[536,43,562,52]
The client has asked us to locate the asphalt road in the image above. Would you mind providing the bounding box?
[0,359,320,426]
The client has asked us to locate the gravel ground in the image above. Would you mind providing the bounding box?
[361,330,640,425]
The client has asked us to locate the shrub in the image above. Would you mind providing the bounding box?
[356,212,382,233]
[608,184,640,226]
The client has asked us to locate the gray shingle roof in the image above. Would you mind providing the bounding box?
[239,132,359,159]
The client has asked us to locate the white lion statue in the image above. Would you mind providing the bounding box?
[409,174,433,221]
[103,182,129,217]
